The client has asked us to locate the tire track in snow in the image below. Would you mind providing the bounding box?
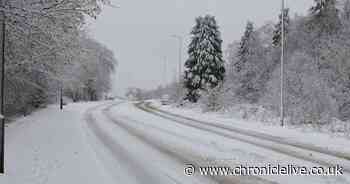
[136,102,350,174]
[104,103,277,184]
[85,102,218,184]
[143,102,350,161]
[84,101,172,184]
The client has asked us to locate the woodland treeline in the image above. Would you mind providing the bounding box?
[147,0,350,132]
[3,0,117,116]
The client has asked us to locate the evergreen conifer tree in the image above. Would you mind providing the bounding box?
[184,15,225,103]
[309,0,341,34]
[272,8,290,47]
[235,21,254,72]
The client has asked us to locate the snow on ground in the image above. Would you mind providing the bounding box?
[0,102,115,184]
[153,101,350,159]
[88,102,219,184]
[1,99,349,184]
[109,102,350,184]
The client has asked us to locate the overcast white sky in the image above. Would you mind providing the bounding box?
[89,0,313,96]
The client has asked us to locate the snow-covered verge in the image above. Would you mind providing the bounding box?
[152,101,350,158]
[0,102,114,184]
[215,104,350,138]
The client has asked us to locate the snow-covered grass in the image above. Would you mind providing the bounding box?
[219,104,350,138]
[153,100,350,157]
[0,102,114,184]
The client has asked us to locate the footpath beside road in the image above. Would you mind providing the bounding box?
[0,102,115,184]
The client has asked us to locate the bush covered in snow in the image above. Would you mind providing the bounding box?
[199,83,225,112]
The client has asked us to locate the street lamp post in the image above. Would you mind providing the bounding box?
[280,0,285,127]
[171,35,183,84]
[0,0,5,173]
[60,83,63,110]
[171,35,183,101]
[163,57,167,87]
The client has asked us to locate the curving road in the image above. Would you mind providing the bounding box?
[83,100,350,184]
[136,102,350,173]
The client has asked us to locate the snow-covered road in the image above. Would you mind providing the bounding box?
[137,102,350,173]
[1,100,349,184]
[85,102,220,184]
[95,101,350,184]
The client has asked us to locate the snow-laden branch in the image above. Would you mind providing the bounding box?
[3,0,118,115]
